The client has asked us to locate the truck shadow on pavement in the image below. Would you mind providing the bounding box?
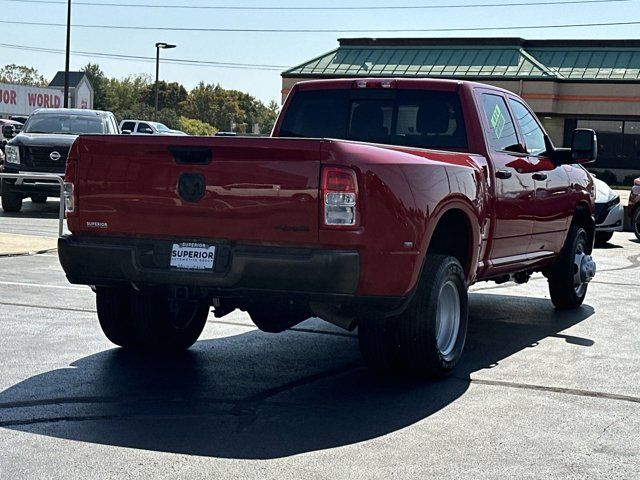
[0,293,594,459]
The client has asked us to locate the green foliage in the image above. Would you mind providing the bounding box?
[141,81,188,111]
[177,116,217,136]
[0,64,47,86]
[80,64,280,133]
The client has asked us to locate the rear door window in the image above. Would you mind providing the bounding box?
[480,94,520,152]
[121,121,136,132]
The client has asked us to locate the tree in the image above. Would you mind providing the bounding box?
[179,83,243,132]
[141,81,188,111]
[0,64,47,86]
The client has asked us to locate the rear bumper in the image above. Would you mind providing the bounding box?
[58,235,361,296]
[1,175,62,196]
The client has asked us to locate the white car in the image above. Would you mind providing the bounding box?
[119,120,186,136]
[593,177,624,246]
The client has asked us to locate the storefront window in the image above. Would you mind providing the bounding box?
[576,120,625,168]
[624,122,640,168]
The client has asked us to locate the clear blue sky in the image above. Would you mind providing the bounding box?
[1,0,639,104]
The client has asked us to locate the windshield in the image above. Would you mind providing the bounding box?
[155,123,171,132]
[279,89,468,150]
[23,114,106,135]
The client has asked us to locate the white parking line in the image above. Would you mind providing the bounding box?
[0,281,87,291]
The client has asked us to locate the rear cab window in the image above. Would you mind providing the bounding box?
[278,89,468,151]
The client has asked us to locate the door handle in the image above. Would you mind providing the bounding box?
[532,172,548,181]
[495,170,512,179]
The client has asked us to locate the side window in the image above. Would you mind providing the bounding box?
[121,121,135,132]
[137,123,153,134]
[508,99,547,155]
[481,94,520,152]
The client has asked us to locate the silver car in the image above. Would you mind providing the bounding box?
[593,177,624,246]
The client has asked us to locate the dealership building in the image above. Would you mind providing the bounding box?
[282,38,640,181]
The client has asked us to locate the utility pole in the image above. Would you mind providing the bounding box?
[63,0,71,108]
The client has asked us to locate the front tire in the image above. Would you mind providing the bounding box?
[359,254,468,379]
[1,188,22,213]
[130,289,209,353]
[632,207,640,241]
[548,226,593,309]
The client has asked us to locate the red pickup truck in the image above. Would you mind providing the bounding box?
[58,78,597,378]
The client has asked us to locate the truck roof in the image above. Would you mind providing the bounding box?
[31,108,113,117]
[291,77,511,95]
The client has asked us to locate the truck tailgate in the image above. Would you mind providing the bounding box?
[69,136,322,245]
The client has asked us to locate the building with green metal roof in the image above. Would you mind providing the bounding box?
[282,38,640,181]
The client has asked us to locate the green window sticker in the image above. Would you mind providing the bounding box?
[490,104,506,140]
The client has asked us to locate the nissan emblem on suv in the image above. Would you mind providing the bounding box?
[49,151,62,161]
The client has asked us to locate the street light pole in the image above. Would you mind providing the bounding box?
[63,0,71,108]
[154,42,176,121]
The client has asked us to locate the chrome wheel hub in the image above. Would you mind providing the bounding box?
[435,281,461,356]
[573,250,596,296]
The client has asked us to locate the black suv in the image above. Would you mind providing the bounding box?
[1,108,119,212]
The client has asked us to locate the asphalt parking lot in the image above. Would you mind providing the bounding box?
[0,200,639,479]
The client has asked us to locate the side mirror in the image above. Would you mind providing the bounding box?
[571,128,597,164]
[121,129,132,135]
[2,125,16,139]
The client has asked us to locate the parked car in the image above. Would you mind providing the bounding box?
[119,120,186,136]
[592,177,623,246]
[628,177,640,240]
[1,119,23,138]
[1,108,119,213]
[59,78,598,379]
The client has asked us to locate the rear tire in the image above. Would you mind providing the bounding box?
[130,289,209,353]
[548,226,592,309]
[96,287,138,348]
[359,254,468,379]
[30,194,47,204]
[1,188,22,213]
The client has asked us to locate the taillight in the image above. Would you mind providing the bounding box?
[321,166,359,228]
[352,79,397,89]
[63,182,74,214]
[64,141,79,215]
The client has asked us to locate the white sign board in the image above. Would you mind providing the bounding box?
[0,82,64,116]
[75,81,92,109]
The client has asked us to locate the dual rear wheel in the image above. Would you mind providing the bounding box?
[359,254,469,379]
[96,287,209,353]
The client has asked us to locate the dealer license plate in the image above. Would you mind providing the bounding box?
[170,242,216,270]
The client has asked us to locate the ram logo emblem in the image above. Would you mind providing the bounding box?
[178,173,206,203]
